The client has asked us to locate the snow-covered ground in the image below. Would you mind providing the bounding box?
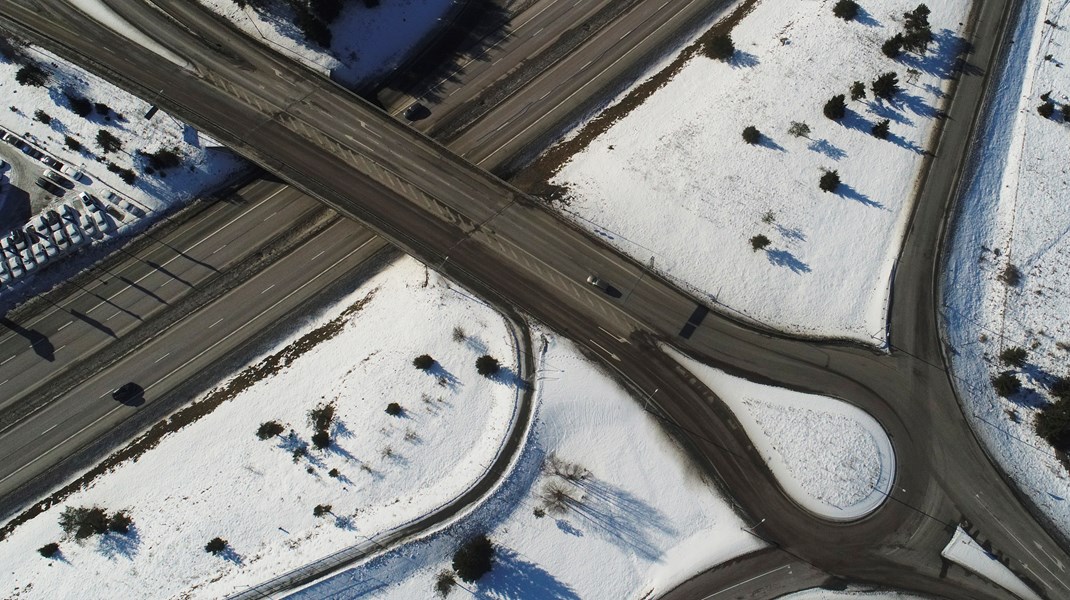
[941,527,1042,600]
[549,0,971,344]
[0,258,523,599]
[201,0,454,88]
[783,590,924,600]
[666,347,894,520]
[942,0,1070,541]
[293,328,765,600]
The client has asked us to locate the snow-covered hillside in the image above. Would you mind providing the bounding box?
[548,0,971,344]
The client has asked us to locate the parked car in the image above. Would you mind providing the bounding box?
[43,169,73,188]
[32,243,48,265]
[65,223,85,248]
[22,146,43,159]
[42,239,59,260]
[120,200,144,217]
[60,165,85,182]
[34,178,64,196]
[91,209,109,232]
[80,213,100,238]
[78,191,96,208]
[2,132,20,145]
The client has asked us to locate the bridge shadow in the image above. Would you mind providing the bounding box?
[0,317,54,361]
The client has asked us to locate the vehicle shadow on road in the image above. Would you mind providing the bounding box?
[0,316,55,361]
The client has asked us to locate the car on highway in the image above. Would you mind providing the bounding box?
[404,102,429,121]
[111,382,143,403]
[586,274,605,289]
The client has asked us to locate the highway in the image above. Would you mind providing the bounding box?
[0,0,1067,599]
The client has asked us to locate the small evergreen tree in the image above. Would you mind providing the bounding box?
[871,119,890,139]
[66,92,93,118]
[96,129,122,153]
[59,506,110,540]
[999,346,1028,368]
[38,542,60,558]
[453,535,494,583]
[850,81,866,101]
[307,403,336,432]
[435,570,457,597]
[823,94,847,120]
[872,72,900,100]
[386,402,403,416]
[108,511,133,535]
[64,136,81,151]
[999,263,1022,287]
[788,121,811,138]
[15,64,48,87]
[256,420,285,440]
[33,109,51,124]
[991,371,1021,398]
[1038,101,1056,118]
[882,34,905,58]
[819,170,841,193]
[902,4,933,53]
[832,0,859,21]
[313,504,332,517]
[413,354,434,370]
[1036,398,1070,452]
[476,355,500,376]
[742,126,761,144]
[750,234,771,252]
[205,537,228,555]
[1050,376,1070,402]
[1062,104,1070,122]
[311,430,331,449]
[704,34,735,61]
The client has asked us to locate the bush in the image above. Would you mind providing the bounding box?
[823,94,847,120]
[452,326,466,342]
[991,371,1021,398]
[871,119,890,139]
[788,121,811,138]
[38,542,60,558]
[999,263,1022,287]
[902,4,933,53]
[882,34,904,58]
[15,64,48,87]
[107,162,137,184]
[386,402,403,416]
[435,570,457,597]
[313,504,332,517]
[33,109,51,124]
[413,354,434,370]
[66,92,93,118]
[96,129,122,153]
[328,467,340,478]
[108,511,133,534]
[311,430,331,449]
[59,506,110,539]
[1050,377,1070,402]
[205,537,228,555]
[256,420,285,440]
[832,0,859,20]
[850,81,866,101]
[750,234,770,251]
[142,148,182,171]
[475,355,500,376]
[1036,398,1070,452]
[94,102,111,116]
[64,136,81,151]
[819,170,841,192]
[1038,101,1056,118]
[742,126,761,144]
[292,446,307,463]
[307,402,336,432]
[999,346,1028,368]
[872,72,900,100]
[452,535,494,583]
[703,34,735,61]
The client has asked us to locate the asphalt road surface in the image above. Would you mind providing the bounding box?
[1,0,1068,598]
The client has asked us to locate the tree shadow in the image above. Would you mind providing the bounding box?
[766,249,811,274]
[1009,386,1048,410]
[477,547,580,600]
[854,5,881,27]
[492,366,530,390]
[566,478,676,561]
[729,51,759,69]
[114,274,169,305]
[896,29,969,80]
[774,224,806,243]
[867,101,914,127]
[886,131,926,155]
[837,184,884,209]
[465,336,488,355]
[758,135,786,152]
[555,519,583,537]
[334,515,357,531]
[220,546,243,565]
[892,91,939,119]
[98,525,141,560]
[807,138,846,160]
[429,362,460,390]
[0,317,54,361]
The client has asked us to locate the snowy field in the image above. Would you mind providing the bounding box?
[942,1,1070,542]
[293,329,765,600]
[201,0,454,87]
[0,258,523,599]
[667,347,894,520]
[941,527,1042,600]
[550,0,971,344]
[784,590,924,600]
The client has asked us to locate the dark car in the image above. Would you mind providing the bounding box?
[34,178,64,196]
[403,102,429,121]
[111,382,143,403]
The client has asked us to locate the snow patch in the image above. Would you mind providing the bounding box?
[942,527,1043,600]
[67,0,190,68]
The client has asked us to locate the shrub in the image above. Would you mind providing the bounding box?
[871,119,890,139]
[15,64,48,87]
[832,0,859,20]
[991,371,1021,398]
[292,446,307,463]
[819,170,841,192]
[328,467,340,478]
[882,34,904,58]
[999,263,1022,287]
[96,129,122,153]
[742,126,761,144]
[313,504,332,517]
[205,537,228,555]
[872,72,900,100]
[788,121,811,138]
[1038,101,1056,118]
[476,355,500,376]
[850,81,866,101]
[386,402,403,416]
[1050,376,1070,402]
[142,147,182,171]
[64,136,81,151]
[307,402,336,432]
[902,4,933,53]
[750,234,770,252]
[256,420,285,440]
[33,109,51,124]
[704,34,735,61]
[435,570,457,597]
[451,326,466,342]
[38,542,60,558]
[311,430,331,449]
[823,94,847,120]
[108,511,133,534]
[66,92,93,118]
[452,535,494,583]
[413,354,434,370]
[107,162,136,184]
[1037,398,1070,452]
[59,506,110,539]
[94,102,111,116]
[999,346,1028,368]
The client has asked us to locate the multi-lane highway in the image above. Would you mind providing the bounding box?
[0,0,1067,598]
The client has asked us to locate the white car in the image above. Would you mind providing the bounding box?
[8,256,24,279]
[121,200,144,217]
[65,222,85,248]
[20,246,35,266]
[52,228,70,253]
[31,214,48,232]
[61,203,79,221]
[78,191,96,208]
[33,243,48,265]
[42,239,59,260]
[60,164,85,182]
[80,213,100,238]
[92,209,110,232]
